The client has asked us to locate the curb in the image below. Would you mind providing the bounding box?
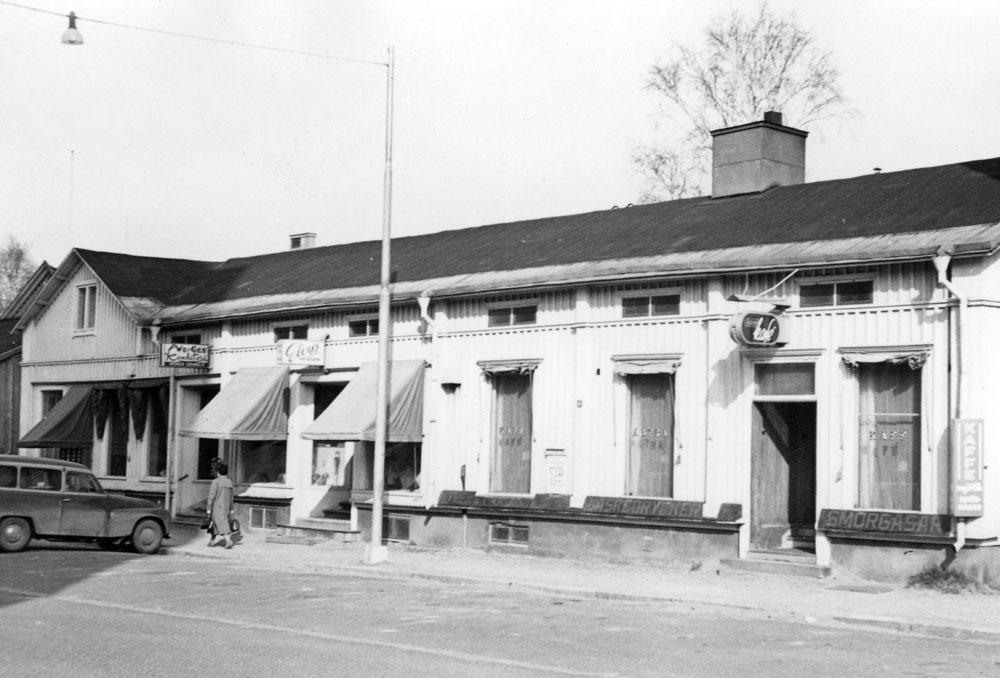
[164,542,1000,642]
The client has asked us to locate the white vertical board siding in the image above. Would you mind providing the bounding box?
[27,262,139,362]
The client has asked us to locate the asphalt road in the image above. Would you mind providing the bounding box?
[1,542,998,678]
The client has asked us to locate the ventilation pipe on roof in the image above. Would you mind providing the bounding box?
[933,245,969,552]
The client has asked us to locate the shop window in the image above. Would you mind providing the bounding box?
[237,440,287,484]
[491,373,532,493]
[196,387,221,480]
[348,318,379,337]
[857,362,921,510]
[356,442,422,492]
[622,294,680,318]
[59,447,92,468]
[799,280,873,308]
[489,522,529,546]
[76,284,97,331]
[41,390,64,416]
[488,305,537,327]
[274,324,308,341]
[626,373,675,498]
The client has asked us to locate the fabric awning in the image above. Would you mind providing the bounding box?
[179,366,289,440]
[612,356,683,375]
[18,385,94,448]
[841,348,929,370]
[302,360,425,442]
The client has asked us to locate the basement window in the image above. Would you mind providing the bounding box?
[489,522,529,546]
[249,506,278,530]
[799,280,873,308]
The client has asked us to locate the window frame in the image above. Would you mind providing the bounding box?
[620,290,681,319]
[273,323,309,341]
[75,283,97,333]
[798,276,874,308]
[486,303,538,328]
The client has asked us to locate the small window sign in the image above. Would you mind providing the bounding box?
[729,312,787,347]
[161,342,210,367]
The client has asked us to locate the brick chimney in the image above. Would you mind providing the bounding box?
[710,111,807,198]
[289,232,316,250]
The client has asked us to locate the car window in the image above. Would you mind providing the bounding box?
[19,467,62,491]
[65,472,102,493]
[0,465,15,488]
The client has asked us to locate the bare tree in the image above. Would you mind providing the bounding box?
[0,237,36,315]
[636,3,849,201]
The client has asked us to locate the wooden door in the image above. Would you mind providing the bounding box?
[751,402,816,550]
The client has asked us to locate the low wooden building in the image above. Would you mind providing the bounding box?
[14,114,1000,580]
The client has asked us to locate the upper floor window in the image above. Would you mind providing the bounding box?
[799,280,873,308]
[41,390,64,416]
[488,305,537,327]
[76,284,96,331]
[348,318,379,337]
[171,333,202,345]
[274,324,308,341]
[622,294,680,318]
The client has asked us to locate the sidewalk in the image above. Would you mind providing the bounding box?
[164,524,1000,642]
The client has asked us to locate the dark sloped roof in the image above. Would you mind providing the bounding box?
[80,157,1000,307]
[74,250,220,304]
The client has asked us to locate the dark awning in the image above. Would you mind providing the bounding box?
[178,366,289,440]
[302,360,424,442]
[18,385,94,448]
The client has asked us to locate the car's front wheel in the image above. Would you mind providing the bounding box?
[130,519,163,555]
[0,517,31,553]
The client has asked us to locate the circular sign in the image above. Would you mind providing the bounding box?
[729,312,783,347]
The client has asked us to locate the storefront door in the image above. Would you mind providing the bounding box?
[750,401,816,551]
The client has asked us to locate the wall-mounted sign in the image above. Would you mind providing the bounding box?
[276,339,325,367]
[953,418,984,517]
[818,509,952,537]
[729,312,787,347]
[161,342,209,368]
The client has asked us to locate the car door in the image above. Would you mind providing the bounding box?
[59,471,109,537]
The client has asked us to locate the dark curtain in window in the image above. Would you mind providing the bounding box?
[858,362,921,510]
[627,373,675,498]
[491,373,532,494]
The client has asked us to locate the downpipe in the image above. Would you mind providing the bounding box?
[933,246,968,552]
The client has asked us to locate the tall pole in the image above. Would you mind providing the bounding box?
[365,46,394,565]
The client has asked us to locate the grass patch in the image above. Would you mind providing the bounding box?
[906,566,994,594]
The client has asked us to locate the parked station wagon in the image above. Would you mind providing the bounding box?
[0,455,171,554]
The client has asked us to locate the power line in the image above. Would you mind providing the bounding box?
[0,0,388,67]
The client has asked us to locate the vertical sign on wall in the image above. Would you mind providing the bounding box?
[952,419,984,517]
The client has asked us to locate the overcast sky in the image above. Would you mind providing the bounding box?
[2,1,999,268]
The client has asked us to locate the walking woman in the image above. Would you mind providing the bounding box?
[207,462,235,549]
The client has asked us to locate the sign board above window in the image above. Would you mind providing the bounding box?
[276,339,325,367]
[729,312,788,347]
[161,342,210,368]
